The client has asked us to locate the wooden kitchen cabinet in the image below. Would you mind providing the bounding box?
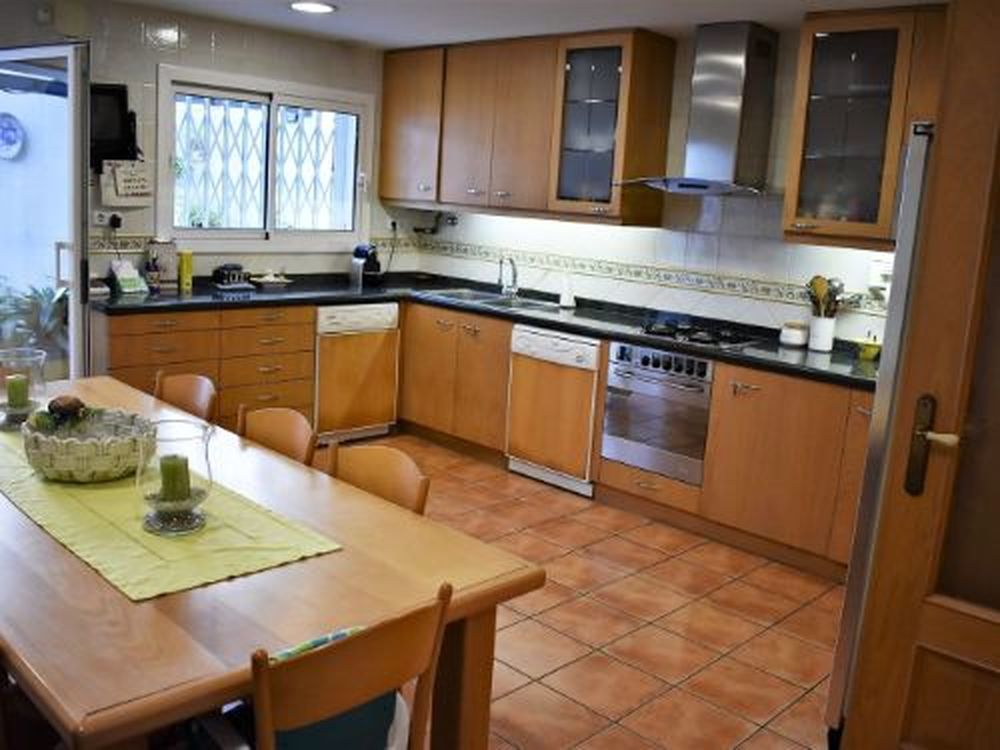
[379,47,445,202]
[452,313,512,450]
[316,330,399,434]
[399,304,459,433]
[828,390,874,562]
[701,363,851,555]
[783,6,946,247]
[547,30,675,225]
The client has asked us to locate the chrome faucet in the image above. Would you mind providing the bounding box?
[499,255,518,297]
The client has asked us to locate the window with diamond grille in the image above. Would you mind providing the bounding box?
[172,92,268,230]
[275,105,358,231]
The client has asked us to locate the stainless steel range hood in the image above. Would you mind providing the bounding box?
[624,22,778,196]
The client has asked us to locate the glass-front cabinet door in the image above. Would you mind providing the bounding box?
[783,11,916,243]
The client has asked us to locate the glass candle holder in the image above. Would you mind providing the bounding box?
[136,419,214,536]
[0,348,47,428]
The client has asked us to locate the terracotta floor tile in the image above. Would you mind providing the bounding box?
[683,657,804,724]
[767,692,828,750]
[575,724,660,749]
[496,604,525,630]
[707,581,801,626]
[812,677,830,699]
[739,729,807,749]
[605,626,718,683]
[731,630,833,688]
[492,531,569,564]
[658,600,764,652]
[572,505,649,533]
[536,597,643,647]
[591,575,692,621]
[495,620,591,678]
[443,509,519,541]
[489,733,516,750]
[543,652,665,720]
[507,580,577,616]
[621,523,708,555]
[474,472,548,500]
[545,552,629,592]
[581,536,667,572]
[774,601,841,650]
[678,542,768,577]
[425,488,481,519]
[492,659,531,699]
[494,497,570,529]
[520,486,594,516]
[528,518,614,548]
[622,689,756,749]
[454,483,519,510]
[813,585,845,616]
[740,563,832,604]
[642,558,731,597]
[490,683,609,750]
[446,458,508,483]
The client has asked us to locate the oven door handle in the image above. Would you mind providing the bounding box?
[611,368,706,394]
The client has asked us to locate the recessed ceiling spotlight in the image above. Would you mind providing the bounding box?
[290,2,337,14]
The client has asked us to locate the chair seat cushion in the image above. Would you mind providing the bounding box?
[276,691,396,750]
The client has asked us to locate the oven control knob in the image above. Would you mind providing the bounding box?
[651,356,661,369]
[661,358,672,371]
[696,361,708,378]
[685,360,695,375]
[640,355,651,367]
[617,345,628,361]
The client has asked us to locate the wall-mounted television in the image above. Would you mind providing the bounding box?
[90,83,136,171]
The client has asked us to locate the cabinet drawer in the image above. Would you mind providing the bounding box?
[599,459,700,514]
[109,330,220,369]
[108,311,219,336]
[219,379,313,417]
[220,325,315,358]
[220,352,315,387]
[110,360,219,395]
[220,306,315,329]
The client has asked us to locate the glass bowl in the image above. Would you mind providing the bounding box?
[136,419,214,536]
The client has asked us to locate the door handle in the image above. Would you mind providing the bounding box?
[731,381,761,396]
[905,394,961,496]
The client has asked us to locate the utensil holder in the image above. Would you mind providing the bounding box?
[808,316,836,352]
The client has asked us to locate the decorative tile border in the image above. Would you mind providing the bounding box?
[415,238,887,316]
[89,234,151,253]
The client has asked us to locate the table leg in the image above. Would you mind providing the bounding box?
[431,608,496,750]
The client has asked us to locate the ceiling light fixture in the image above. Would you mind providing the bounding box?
[290,2,336,13]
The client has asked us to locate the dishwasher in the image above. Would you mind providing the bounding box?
[507,325,601,496]
[315,303,399,441]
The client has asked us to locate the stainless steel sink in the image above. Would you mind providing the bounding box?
[484,297,559,311]
[429,288,502,302]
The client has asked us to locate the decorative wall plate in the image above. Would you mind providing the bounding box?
[0,113,26,160]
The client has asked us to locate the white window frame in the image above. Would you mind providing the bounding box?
[156,64,373,254]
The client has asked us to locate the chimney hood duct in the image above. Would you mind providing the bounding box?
[624,22,779,196]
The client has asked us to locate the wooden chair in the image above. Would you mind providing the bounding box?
[252,583,452,750]
[153,371,217,422]
[331,445,431,515]
[236,406,317,466]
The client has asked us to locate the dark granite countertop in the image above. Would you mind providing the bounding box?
[91,273,877,391]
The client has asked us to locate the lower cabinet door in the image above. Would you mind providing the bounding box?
[507,353,597,480]
[828,389,874,562]
[452,312,512,450]
[399,304,459,433]
[701,363,851,555]
[316,330,399,433]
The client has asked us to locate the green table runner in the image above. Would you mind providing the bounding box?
[0,432,340,601]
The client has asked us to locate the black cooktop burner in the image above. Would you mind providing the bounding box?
[641,320,758,350]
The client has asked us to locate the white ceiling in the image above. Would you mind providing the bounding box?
[125,0,940,48]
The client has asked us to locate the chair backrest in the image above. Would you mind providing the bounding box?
[236,406,317,466]
[252,583,453,750]
[153,371,217,422]
[332,444,430,515]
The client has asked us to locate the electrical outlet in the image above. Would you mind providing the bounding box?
[92,211,122,227]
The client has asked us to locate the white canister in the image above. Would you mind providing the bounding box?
[808,316,836,352]
[779,321,810,348]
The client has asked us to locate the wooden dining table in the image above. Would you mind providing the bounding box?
[0,377,544,749]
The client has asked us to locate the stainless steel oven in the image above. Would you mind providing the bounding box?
[601,342,713,485]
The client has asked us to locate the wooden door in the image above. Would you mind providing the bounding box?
[488,37,558,211]
[507,354,597,479]
[827,390,873,563]
[452,312,512,450]
[701,363,851,555]
[399,304,458,433]
[379,47,444,202]
[842,0,1000,745]
[439,43,498,206]
[783,10,916,244]
[316,330,399,433]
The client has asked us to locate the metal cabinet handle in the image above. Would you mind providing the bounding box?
[417,182,433,193]
[635,480,660,491]
[732,381,762,396]
[435,319,454,330]
[257,365,283,374]
[260,312,284,322]
[792,222,818,231]
[150,345,175,354]
[465,187,484,196]
[256,394,279,403]
[461,323,481,336]
[152,319,179,329]
[494,190,511,198]
[855,406,873,417]
[258,337,286,346]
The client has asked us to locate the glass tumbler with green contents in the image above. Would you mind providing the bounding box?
[0,348,47,428]
[136,419,214,536]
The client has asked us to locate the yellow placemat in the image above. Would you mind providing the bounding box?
[0,432,340,601]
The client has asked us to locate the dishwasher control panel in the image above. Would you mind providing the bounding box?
[511,325,600,371]
[317,303,398,334]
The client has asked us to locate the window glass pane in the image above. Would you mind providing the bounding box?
[275,105,358,231]
[173,92,267,229]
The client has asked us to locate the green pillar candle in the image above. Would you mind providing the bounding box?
[159,454,191,502]
[6,374,29,409]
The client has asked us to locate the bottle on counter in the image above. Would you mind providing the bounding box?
[178,251,194,294]
[144,252,161,295]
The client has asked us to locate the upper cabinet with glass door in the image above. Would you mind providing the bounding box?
[548,31,675,225]
[783,6,946,248]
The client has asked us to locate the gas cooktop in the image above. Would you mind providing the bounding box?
[641,320,759,350]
